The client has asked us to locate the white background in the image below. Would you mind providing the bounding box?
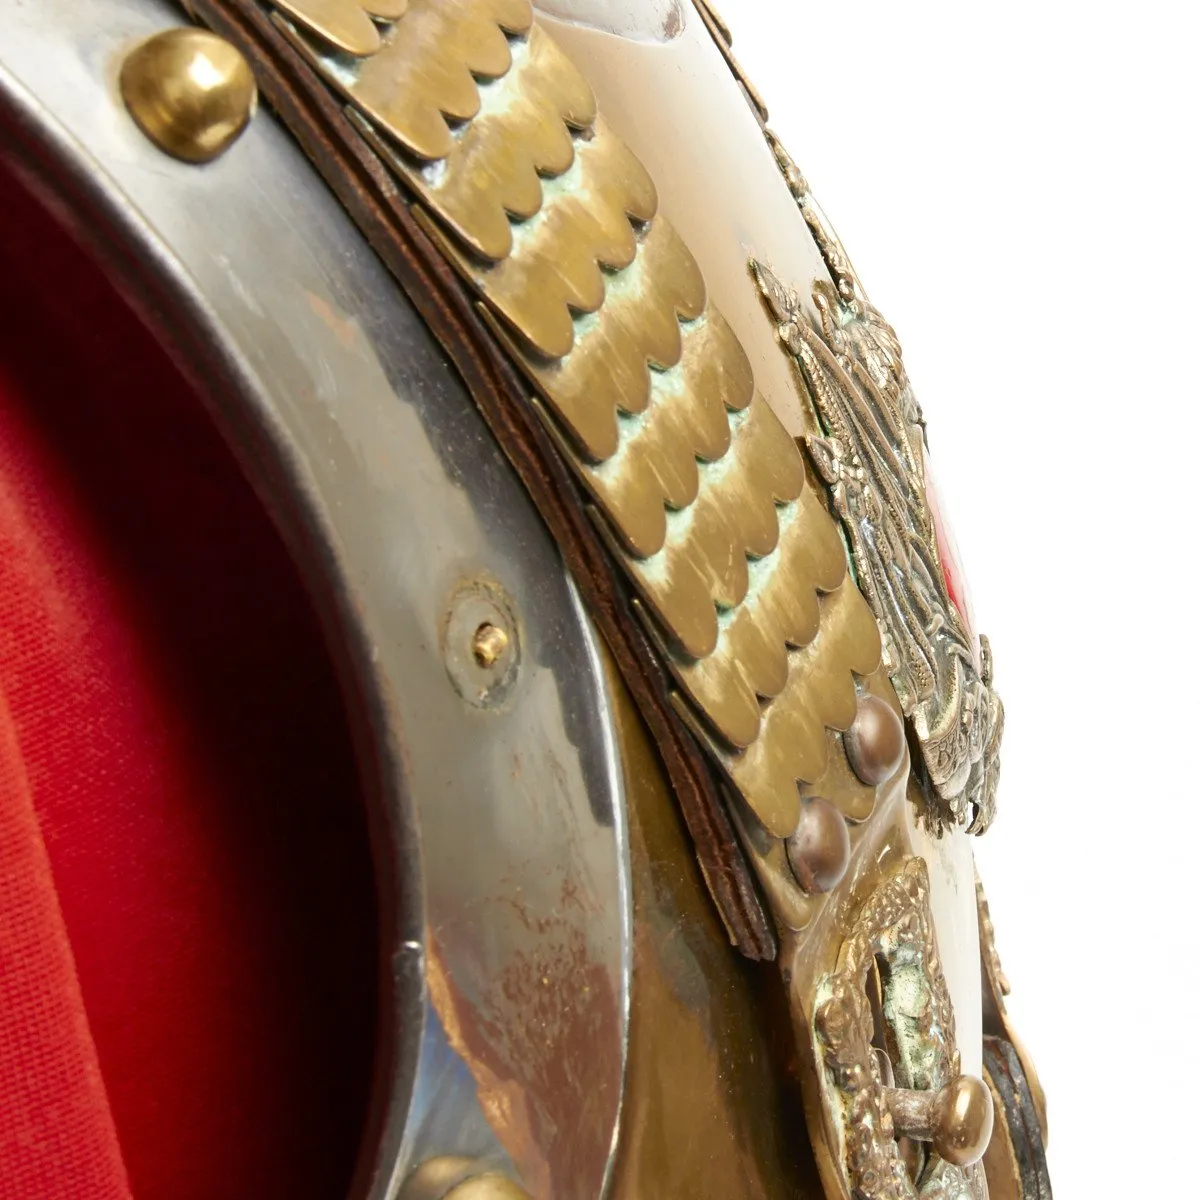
[730,2,1200,1194]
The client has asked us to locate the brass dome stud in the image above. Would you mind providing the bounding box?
[884,1073,995,1168]
[933,1074,995,1166]
[785,796,851,894]
[844,692,906,786]
[119,28,257,164]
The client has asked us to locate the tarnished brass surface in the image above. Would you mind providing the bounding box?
[716,582,883,836]
[413,116,660,362]
[354,19,597,265]
[785,796,851,895]
[272,0,407,56]
[845,693,907,788]
[808,858,988,1199]
[664,488,836,745]
[119,28,256,163]
[603,655,820,1199]
[883,1077,994,1169]
[271,0,884,891]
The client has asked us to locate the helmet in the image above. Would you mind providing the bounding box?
[0,1,1049,1197]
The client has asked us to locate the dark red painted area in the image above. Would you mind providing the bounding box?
[0,176,378,1198]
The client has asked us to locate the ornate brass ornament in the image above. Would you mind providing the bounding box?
[751,137,1003,834]
[815,858,988,1199]
[269,0,884,857]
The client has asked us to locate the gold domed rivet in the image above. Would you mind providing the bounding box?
[884,1073,995,1167]
[119,28,257,164]
[933,1074,994,1166]
[844,692,906,787]
[785,796,850,894]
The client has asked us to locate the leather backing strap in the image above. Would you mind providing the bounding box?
[983,1036,1053,1199]
[183,0,775,958]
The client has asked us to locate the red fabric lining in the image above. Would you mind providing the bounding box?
[0,175,378,1197]
[0,686,133,1199]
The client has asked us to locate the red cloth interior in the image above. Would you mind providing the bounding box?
[0,174,379,1197]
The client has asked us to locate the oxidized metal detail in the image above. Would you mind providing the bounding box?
[271,0,884,846]
[751,135,1003,834]
[814,858,987,1199]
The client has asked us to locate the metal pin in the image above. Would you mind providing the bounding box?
[882,1074,994,1167]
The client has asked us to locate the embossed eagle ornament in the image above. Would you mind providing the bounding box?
[751,151,1003,834]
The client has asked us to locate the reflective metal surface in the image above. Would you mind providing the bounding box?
[537,0,987,1097]
[601,652,819,1199]
[0,2,631,1196]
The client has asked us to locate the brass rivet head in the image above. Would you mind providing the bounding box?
[471,622,509,668]
[844,692,906,787]
[933,1074,994,1166]
[785,795,850,894]
[120,28,257,164]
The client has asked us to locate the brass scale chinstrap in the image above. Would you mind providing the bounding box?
[183,0,902,959]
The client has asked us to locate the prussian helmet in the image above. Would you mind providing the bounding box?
[0,2,1049,1197]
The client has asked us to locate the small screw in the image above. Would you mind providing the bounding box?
[444,582,519,707]
[472,622,509,668]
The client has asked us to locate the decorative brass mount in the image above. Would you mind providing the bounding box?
[812,858,989,1199]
